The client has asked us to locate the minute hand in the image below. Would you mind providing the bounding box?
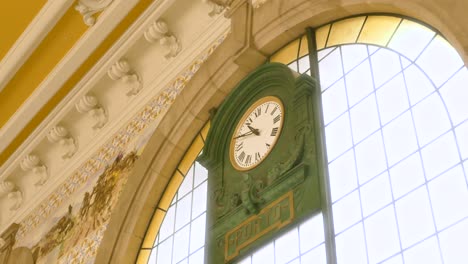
[233,131,254,139]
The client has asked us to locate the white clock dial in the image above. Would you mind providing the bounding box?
[230,96,284,171]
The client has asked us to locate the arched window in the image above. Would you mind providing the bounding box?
[139,14,468,264]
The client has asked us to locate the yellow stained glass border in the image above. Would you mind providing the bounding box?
[270,35,309,65]
[137,121,210,263]
[314,14,444,51]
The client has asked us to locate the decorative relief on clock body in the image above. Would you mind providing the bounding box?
[199,63,323,263]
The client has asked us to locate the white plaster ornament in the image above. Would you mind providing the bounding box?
[75,0,114,26]
[47,126,78,159]
[144,20,182,59]
[108,59,142,96]
[0,181,23,211]
[20,154,49,186]
[76,94,108,129]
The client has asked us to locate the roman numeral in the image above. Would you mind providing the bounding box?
[254,108,261,118]
[273,115,280,124]
[271,127,279,136]
[248,117,253,123]
[271,107,278,116]
[265,104,270,113]
[266,143,271,149]
[255,152,261,161]
[239,151,245,162]
[246,155,252,164]
[235,142,243,151]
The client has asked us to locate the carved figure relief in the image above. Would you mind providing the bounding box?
[32,152,138,262]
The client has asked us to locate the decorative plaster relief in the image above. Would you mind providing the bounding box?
[47,126,78,160]
[0,181,23,211]
[251,0,269,8]
[144,20,182,59]
[75,94,108,129]
[20,155,49,186]
[74,0,114,26]
[107,59,142,96]
[202,0,232,16]
[15,33,227,245]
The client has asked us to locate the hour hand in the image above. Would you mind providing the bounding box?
[247,125,260,135]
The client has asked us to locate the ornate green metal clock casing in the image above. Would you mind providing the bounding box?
[198,63,323,263]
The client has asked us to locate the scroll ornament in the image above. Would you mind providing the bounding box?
[75,94,108,129]
[107,59,142,96]
[201,0,233,16]
[47,126,78,159]
[20,154,49,186]
[144,20,182,59]
[0,181,23,211]
[75,0,114,26]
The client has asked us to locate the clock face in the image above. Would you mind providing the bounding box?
[230,96,284,171]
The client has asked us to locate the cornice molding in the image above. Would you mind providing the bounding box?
[0,0,140,155]
[0,0,229,244]
[0,0,75,93]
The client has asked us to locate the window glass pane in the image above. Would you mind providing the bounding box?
[328,149,358,202]
[173,225,190,263]
[395,186,435,248]
[274,228,300,264]
[301,244,327,264]
[421,132,459,180]
[299,214,325,253]
[319,29,467,263]
[354,132,387,184]
[350,95,380,143]
[388,19,435,61]
[370,48,401,88]
[150,161,208,264]
[322,79,348,125]
[345,59,374,106]
[389,153,425,199]
[403,65,435,105]
[364,205,401,263]
[382,111,418,166]
[440,67,468,125]
[403,236,442,264]
[428,165,468,230]
[455,120,468,159]
[360,172,392,217]
[341,44,368,73]
[382,254,403,264]
[332,190,362,233]
[325,114,353,161]
[416,35,464,87]
[335,223,367,264]
[439,219,468,263]
[319,47,343,90]
[376,74,409,125]
[412,93,451,146]
[237,214,326,264]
